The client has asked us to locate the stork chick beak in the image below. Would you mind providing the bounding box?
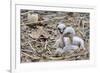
[60,31,63,34]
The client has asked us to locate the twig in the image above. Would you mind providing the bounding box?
[48,56,64,60]
[65,51,87,59]
[44,40,48,49]
[44,40,52,54]
[28,41,36,52]
[22,52,40,60]
[21,49,33,53]
[76,28,84,37]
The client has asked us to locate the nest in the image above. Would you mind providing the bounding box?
[20,10,90,63]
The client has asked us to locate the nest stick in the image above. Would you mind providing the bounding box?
[22,52,40,60]
[28,41,36,52]
[76,28,84,37]
[44,40,52,54]
[65,51,87,59]
[44,40,48,49]
[21,49,33,53]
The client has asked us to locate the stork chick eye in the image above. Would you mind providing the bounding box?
[63,27,66,30]
[58,28,61,31]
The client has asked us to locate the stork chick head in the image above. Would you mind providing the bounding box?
[63,27,75,38]
[57,23,66,34]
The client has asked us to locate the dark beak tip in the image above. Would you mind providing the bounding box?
[60,32,63,34]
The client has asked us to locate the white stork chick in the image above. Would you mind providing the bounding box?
[57,22,66,35]
[54,23,66,54]
[63,26,75,37]
[54,36,70,54]
[54,22,66,49]
[63,27,86,52]
[62,36,79,53]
